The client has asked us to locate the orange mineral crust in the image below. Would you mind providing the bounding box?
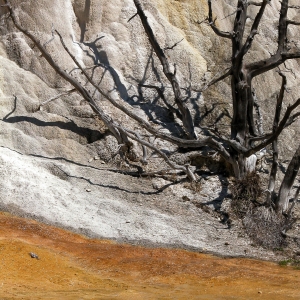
[0,212,299,299]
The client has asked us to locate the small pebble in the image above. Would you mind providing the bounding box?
[86,188,91,192]
[88,158,93,163]
[29,252,39,259]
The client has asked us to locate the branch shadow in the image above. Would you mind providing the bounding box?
[196,173,229,211]
[74,36,187,136]
[0,146,181,195]
[74,36,105,65]
[74,36,232,143]
[98,50,131,102]
[184,63,202,125]
[3,116,105,144]
[76,0,91,43]
[74,34,199,139]
[56,166,184,195]
[2,95,17,120]
[130,49,186,136]
[72,38,133,104]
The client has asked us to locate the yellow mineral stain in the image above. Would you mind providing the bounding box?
[0,212,299,299]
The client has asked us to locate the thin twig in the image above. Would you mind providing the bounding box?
[128,13,138,23]
[164,38,184,50]
[39,88,76,109]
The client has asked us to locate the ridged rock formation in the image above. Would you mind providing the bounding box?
[0,0,299,256]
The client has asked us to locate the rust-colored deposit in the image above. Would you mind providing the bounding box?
[0,212,299,299]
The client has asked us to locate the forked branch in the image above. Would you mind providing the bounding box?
[207,0,232,39]
[247,98,300,156]
[133,0,197,139]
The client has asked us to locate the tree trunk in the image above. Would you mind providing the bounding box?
[276,144,300,213]
[230,73,257,179]
[231,80,248,143]
[267,73,286,204]
[231,152,257,179]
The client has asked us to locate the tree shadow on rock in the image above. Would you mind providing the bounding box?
[73,0,91,43]
[3,115,105,144]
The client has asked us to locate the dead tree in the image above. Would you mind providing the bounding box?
[2,0,300,214]
[205,0,300,178]
[135,0,300,213]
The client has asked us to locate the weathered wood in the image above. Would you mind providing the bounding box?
[267,72,286,204]
[4,0,300,202]
[39,89,76,109]
[276,144,300,213]
[207,0,232,39]
[133,0,197,139]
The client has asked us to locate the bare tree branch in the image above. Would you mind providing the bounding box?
[239,0,269,59]
[38,88,76,110]
[164,38,184,51]
[4,0,133,149]
[207,0,232,39]
[247,0,300,77]
[248,1,265,6]
[220,8,242,20]
[284,111,300,128]
[287,20,300,26]
[133,0,197,139]
[139,84,182,119]
[108,125,197,180]
[200,67,232,92]
[54,26,233,162]
[288,5,300,9]
[276,144,300,213]
[128,13,138,23]
[267,72,286,204]
[4,0,300,222]
[247,98,300,156]
[43,23,55,47]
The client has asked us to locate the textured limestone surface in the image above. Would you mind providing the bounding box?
[0,0,299,256]
[0,212,299,299]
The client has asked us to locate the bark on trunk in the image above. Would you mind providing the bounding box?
[276,144,300,213]
[231,152,257,179]
[267,73,286,204]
